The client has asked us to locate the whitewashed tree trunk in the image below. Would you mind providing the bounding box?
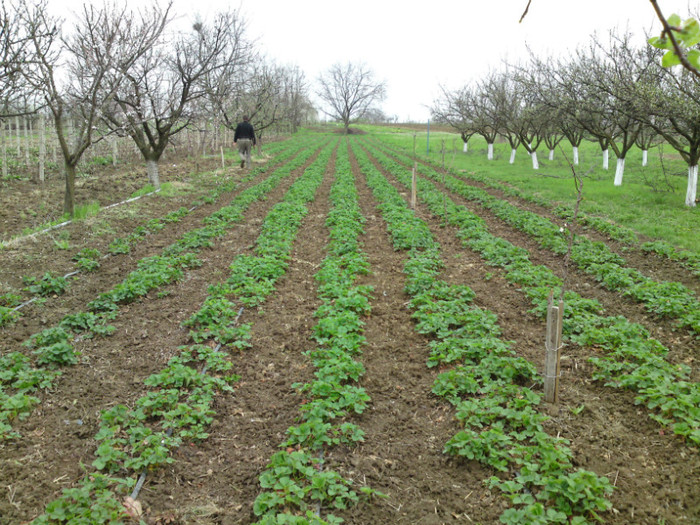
[39,114,45,182]
[147,159,160,189]
[463,142,468,153]
[686,164,698,207]
[531,151,539,170]
[642,150,648,167]
[614,157,625,186]
[573,146,579,165]
[548,149,554,161]
[1,120,7,179]
[487,143,494,160]
[509,149,516,164]
[602,149,609,170]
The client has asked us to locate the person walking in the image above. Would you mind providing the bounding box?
[234,115,256,169]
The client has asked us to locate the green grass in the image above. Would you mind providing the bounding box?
[373,131,699,253]
[71,201,101,221]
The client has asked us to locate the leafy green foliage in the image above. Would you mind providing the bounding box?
[649,14,700,69]
[354,138,614,522]
[23,272,68,296]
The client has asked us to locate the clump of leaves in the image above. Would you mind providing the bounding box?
[22,272,68,296]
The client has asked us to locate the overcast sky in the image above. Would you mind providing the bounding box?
[49,0,698,122]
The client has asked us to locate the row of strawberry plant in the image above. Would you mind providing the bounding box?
[33,343,239,524]
[106,139,296,256]
[377,137,700,278]
[360,141,700,446]
[369,140,700,335]
[352,140,613,524]
[0,140,300,329]
[253,141,380,525]
[0,138,324,441]
[28,138,328,522]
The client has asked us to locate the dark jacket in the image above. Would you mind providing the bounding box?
[234,121,256,144]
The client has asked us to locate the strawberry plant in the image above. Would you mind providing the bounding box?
[364,138,700,445]
[354,139,614,523]
[22,271,68,296]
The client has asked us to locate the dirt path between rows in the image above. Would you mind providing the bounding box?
[365,146,700,524]
[0,147,321,524]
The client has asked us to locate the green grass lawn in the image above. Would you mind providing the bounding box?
[366,128,699,253]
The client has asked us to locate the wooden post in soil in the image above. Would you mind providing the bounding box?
[411,162,417,209]
[39,114,46,182]
[441,138,445,170]
[1,119,7,179]
[220,146,225,169]
[544,290,564,403]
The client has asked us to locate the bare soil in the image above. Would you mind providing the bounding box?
[0,138,697,525]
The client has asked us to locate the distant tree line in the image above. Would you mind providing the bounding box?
[432,27,700,207]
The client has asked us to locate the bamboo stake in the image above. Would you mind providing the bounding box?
[220,146,225,169]
[1,119,7,179]
[411,162,417,209]
[39,114,45,182]
[544,291,564,403]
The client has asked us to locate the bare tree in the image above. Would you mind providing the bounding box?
[0,0,34,117]
[102,7,244,189]
[281,65,313,133]
[431,85,477,152]
[19,0,158,216]
[316,62,386,134]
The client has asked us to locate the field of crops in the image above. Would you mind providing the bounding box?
[0,131,698,525]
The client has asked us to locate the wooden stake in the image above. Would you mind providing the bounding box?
[39,114,45,182]
[220,146,225,169]
[544,291,564,403]
[411,162,417,209]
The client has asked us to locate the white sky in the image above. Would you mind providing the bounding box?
[48,0,698,122]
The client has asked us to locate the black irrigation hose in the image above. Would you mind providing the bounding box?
[10,203,202,316]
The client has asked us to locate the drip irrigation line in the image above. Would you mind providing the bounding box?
[11,270,82,313]
[0,189,162,249]
[128,307,244,503]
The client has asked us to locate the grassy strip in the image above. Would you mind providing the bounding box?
[352,141,613,524]
[370,140,700,335]
[0,137,323,440]
[252,142,380,525]
[360,141,700,446]
[371,135,700,277]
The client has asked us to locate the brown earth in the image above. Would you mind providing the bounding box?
[0,136,697,525]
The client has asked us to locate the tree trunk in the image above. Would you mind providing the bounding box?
[602,149,609,170]
[509,149,516,164]
[147,159,160,189]
[64,162,76,217]
[614,157,625,186]
[573,146,579,165]
[548,149,554,161]
[642,150,648,167]
[531,151,539,170]
[487,143,494,160]
[686,164,698,207]
[463,142,468,153]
